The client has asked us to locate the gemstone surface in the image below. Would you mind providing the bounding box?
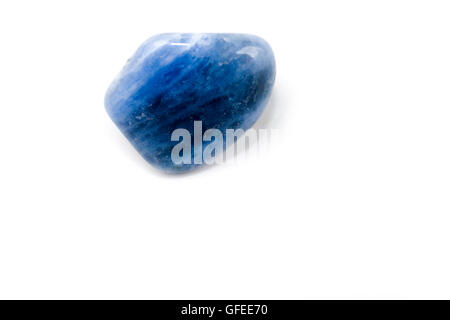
[105,33,276,172]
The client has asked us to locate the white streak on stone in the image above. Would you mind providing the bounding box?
[236,46,261,59]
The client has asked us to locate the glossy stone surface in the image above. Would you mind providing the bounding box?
[105,33,275,172]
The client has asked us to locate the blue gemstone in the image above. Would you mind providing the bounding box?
[105,33,276,173]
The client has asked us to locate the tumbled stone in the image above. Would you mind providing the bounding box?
[105,33,275,172]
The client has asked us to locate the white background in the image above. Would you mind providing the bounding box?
[0,0,449,299]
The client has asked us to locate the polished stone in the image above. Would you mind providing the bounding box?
[105,33,275,172]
